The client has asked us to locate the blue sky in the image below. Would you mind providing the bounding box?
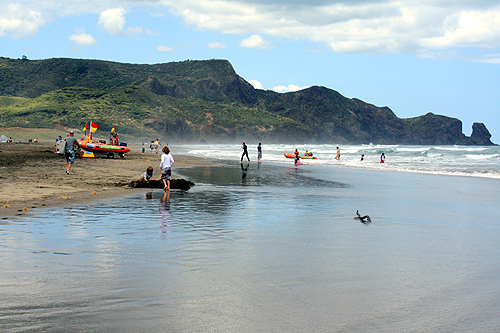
[1,0,500,143]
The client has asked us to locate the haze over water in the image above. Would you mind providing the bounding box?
[1,149,500,331]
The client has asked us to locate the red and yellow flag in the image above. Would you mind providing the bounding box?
[82,123,89,132]
[90,121,99,133]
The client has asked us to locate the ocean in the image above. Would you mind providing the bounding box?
[1,144,500,331]
[173,143,500,179]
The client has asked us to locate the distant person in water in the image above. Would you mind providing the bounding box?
[257,143,262,162]
[64,131,81,175]
[241,142,250,163]
[294,148,300,166]
[360,154,365,161]
[160,146,174,201]
[380,152,385,163]
[335,147,340,161]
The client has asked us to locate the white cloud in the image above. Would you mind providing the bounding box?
[126,26,143,36]
[272,84,305,93]
[0,4,47,38]
[157,0,500,55]
[98,7,126,35]
[207,41,226,49]
[156,44,174,52]
[249,80,264,89]
[145,28,159,36]
[421,9,500,49]
[3,0,500,57]
[478,53,500,64]
[69,32,97,46]
[97,7,144,36]
[239,34,271,49]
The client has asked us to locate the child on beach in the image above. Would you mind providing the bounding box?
[335,147,341,160]
[140,166,154,181]
[159,146,174,199]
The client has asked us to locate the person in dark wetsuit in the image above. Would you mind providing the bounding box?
[240,142,250,162]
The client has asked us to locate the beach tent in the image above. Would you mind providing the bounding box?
[0,135,8,142]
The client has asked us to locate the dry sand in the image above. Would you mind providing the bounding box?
[0,142,212,219]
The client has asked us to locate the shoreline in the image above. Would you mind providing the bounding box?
[0,142,214,220]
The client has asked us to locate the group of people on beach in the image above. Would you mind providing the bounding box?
[61,131,389,204]
[60,130,175,200]
[149,139,163,154]
[137,146,175,200]
[240,142,262,163]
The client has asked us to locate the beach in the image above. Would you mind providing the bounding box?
[1,144,500,331]
[0,142,212,219]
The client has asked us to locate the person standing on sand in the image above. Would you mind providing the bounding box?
[64,131,81,175]
[241,142,250,163]
[159,146,174,201]
[335,147,341,161]
[257,143,262,162]
[154,139,163,154]
[380,152,385,163]
[55,135,63,154]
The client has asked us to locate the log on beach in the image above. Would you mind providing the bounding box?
[126,179,195,190]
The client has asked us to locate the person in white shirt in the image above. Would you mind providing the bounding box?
[159,146,174,200]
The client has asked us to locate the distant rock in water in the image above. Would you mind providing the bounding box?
[468,122,494,146]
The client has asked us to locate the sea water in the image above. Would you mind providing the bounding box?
[1,152,500,331]
[171,143,500,179]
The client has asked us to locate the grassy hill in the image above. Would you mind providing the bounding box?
[0,57,494,145]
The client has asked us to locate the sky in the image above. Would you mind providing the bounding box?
[1,0,500,143]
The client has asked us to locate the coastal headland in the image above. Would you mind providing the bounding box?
[0,57,495,145]
[0,142,212,219]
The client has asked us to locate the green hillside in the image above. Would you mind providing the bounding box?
[0,56,494,145]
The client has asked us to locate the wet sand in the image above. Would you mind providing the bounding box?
[0,142,213,219]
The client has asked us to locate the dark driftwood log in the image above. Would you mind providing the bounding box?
[126,178,194,190]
